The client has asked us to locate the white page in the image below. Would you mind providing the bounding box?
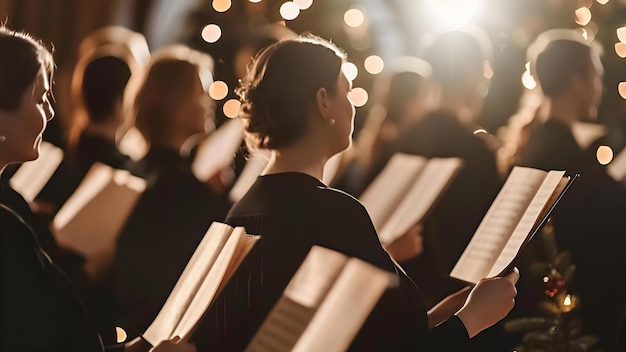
[608,147,626,181]
[172,227,248,340]
[245,246,349,352]
[292,258,393,352]
[488,170,565,277]
[142,222,235,345]
[450,167,548,284]
[228,150,271,203]
[378,158,462,244]
[191,118,244,182]
[10,141,64,202]
[359,153,427,232]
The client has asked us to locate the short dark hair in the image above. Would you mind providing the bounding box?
[530,31,598,98]
[236,34,347,150]
[0,25,54,111]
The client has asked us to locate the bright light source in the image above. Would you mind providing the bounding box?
[348,87,368,107]
[618,27,626,44]
[213,0,231,12]
[596,0,609,4]
[249,0,262,2]
[522,62,536,90]
[280,2,300,20]
[223,99,241,118]
[597,145,613,165]
[364,55,384,74]
[116,327,127,343]
[483,60,494,79]
[209,81,229,100]
[342,62,359,81]
[619,82,626,99]
[344,9,365,28]
[201,24,222,43]
[294,0,313,10]
[575,7,592,26]
[616,43,626,58]
[422,0,485,29]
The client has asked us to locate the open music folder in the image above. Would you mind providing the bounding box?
[450,166,577,284]
[245,245,396,352]
[359,153,462,245]
[142,222,259,346]
[9,141,64,203]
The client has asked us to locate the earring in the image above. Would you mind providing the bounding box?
[0,135,6,143]
[329,119,336,126]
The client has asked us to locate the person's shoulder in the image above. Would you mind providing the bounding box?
[315,185,370,218]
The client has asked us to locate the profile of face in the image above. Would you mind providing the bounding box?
[175,73,215,137]
[0,68,54,163]
[584,53,604,120]
[327,72,355,155]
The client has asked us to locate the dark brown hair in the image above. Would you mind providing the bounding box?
[236,34,347,151]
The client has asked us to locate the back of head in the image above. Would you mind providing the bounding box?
[529,29,597,98]
[237,34,347,150]
[424,29,490,94]
[78,49,132,123]
[79,26,150,67]
[130,45,213,144]
[0,26,54,111]
[384,64,431,125]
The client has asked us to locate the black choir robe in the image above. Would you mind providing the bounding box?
[193,172,470,351]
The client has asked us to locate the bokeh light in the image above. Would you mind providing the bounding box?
[212,0,231,12]
[617,27,626,43]
[209,81,229,100]
[364,55,384,74]
[294,0,313,10]
[619,82,626,99]
[344,9,365,28]
[223,99,241,118]
[280,2,300,20]
[348,87,369,107]
[575,7,592,26]
[342,62,359,81]
[596,0,609,3]
[615,42,626,58]
[484,60,494,79]
[597,145,614,165]
[522,62,537,90]
[116,327,127,343]
[422,0,485,29]
[249,0,262,2]
[201,24,222,43]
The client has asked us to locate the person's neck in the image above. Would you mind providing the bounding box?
[544,95,581,127]
[436,91,479,127]
[265,136,329,182]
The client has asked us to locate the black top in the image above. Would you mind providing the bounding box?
[395,111,501,306]
[194,172,470,351]
[113,148,231,338]
[0,182,105,352]
[518,119,626,350]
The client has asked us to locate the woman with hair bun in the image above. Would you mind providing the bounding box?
[195,34,519,351]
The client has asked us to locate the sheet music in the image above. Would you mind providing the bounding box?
[229,150,271,203]
[488,170,565,277]
[142,222,235,345]
[360,153,427,232]
[378,158,462,244]
[450,167,549,284]
[292,259,393,352]
[9,141,63,202]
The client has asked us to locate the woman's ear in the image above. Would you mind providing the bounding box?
[315,87,330,119]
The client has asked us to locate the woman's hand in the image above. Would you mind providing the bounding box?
[384,224,424,262]
[455,268,520,338]
[427,286,471,328]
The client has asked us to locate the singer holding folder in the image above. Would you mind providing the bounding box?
[194,34,519,351]
[0,25,193,352]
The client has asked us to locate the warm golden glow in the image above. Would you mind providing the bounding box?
[619,82,626,99]
[348,87,368,107]
[422,0,485,29]
[344,9,365,28]
[596,0,609,4]
[483,60,494,79]
[615,42,626,58]
[249,0,262,2]
[201,24,222,43]
[209,81,229,100]
[563,294,572,307]
[212,0,231,12]
[116,327,127,343]
[280,2,300,20]
[223,99,241,118]
[364,55,384,74]
[294,0,313,10]
[543,276,549,283]
[575,7,592,26]
[597,145,614,165]
[522,63,537,90]
[342,62,359,81]
[618,27,626,44]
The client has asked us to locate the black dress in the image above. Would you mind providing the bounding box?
[193,172,470,351]
[518,119,626,350]
[113,148,231,338]
[0,182,106,352]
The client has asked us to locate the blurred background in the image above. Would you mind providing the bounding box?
[2,0,626,158]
